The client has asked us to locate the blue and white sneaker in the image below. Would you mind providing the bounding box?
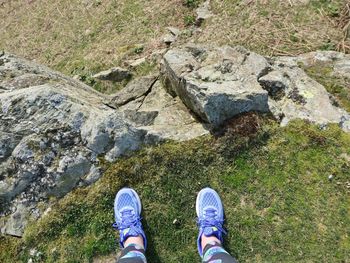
[113,188,147,249]
[196,187,227,257]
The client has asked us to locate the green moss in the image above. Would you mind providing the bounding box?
[302,64,350,113]
[133,61,158,78]
[183,0,201,9]
[0,236,24,263]
[184,15,196,26]
[311,0,342,17]
[2,118,350,262]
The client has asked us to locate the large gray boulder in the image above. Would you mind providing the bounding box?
[161,45,350,131]
[161,45,270,126]
[0,54,143,236]
[0,52,207,236]
[259,56,350,129]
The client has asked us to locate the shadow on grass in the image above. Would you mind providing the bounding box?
[143,215,162,262]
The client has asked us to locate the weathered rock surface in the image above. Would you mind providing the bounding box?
[166,27,181,37]
[125,57,147,68]
[121,80,209,141]
[163,34,177,46]
[161,45,271,126]
[108,76,158,107]
[92,67,131,82]
[260,56,350,130]
[161,45,350,130]
[196,0,214,25]
[0,52,207,236]
[294,50,350,80]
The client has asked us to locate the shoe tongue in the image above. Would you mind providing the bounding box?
[203,226,220,238]
[121,208,134,217]
[204,208,217,218]
[121,208,136,224]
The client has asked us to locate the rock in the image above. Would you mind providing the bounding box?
[0,52,208,236]
[196,0,213,25]
[123,110,159,126]
[258,70,289,100]
[333,58,350,79]
[2,45,350,238]
[163,34,176,46]
[0,54,140,236]
[1,203,30,237]
[124,80,209,141]
[81,112,147,162]
[92,67,131,82]
[296,51,346,67]
[81,165,101,185]
[340,116,350,132]
[287,50,350,79]
[264,56,350,129]
[166,27,181,37]
[161,44,350,131]
[126,57,147,68]
[107,76,157,107]
[148,49,168,63]
[161,45,270,126]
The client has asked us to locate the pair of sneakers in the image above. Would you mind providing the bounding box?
[113,187,226,257]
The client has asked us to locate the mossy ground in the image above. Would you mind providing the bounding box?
[1,117,349,263]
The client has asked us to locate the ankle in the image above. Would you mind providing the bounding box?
[124,235,144,249]
[201,234,221,250]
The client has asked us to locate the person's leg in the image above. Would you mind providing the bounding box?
[196,188,238,263]
[113,188,147,263]
[201,241,237,263]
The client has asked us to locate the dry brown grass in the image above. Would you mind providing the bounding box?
[0,0,348,80]
[196,0,347,56]
[336,1,350,52]
[0,0,192,75]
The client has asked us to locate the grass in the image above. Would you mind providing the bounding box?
[0,0,195,92]
[196,0,347,56]
[0,0,348,94]
[1,117,350,262]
